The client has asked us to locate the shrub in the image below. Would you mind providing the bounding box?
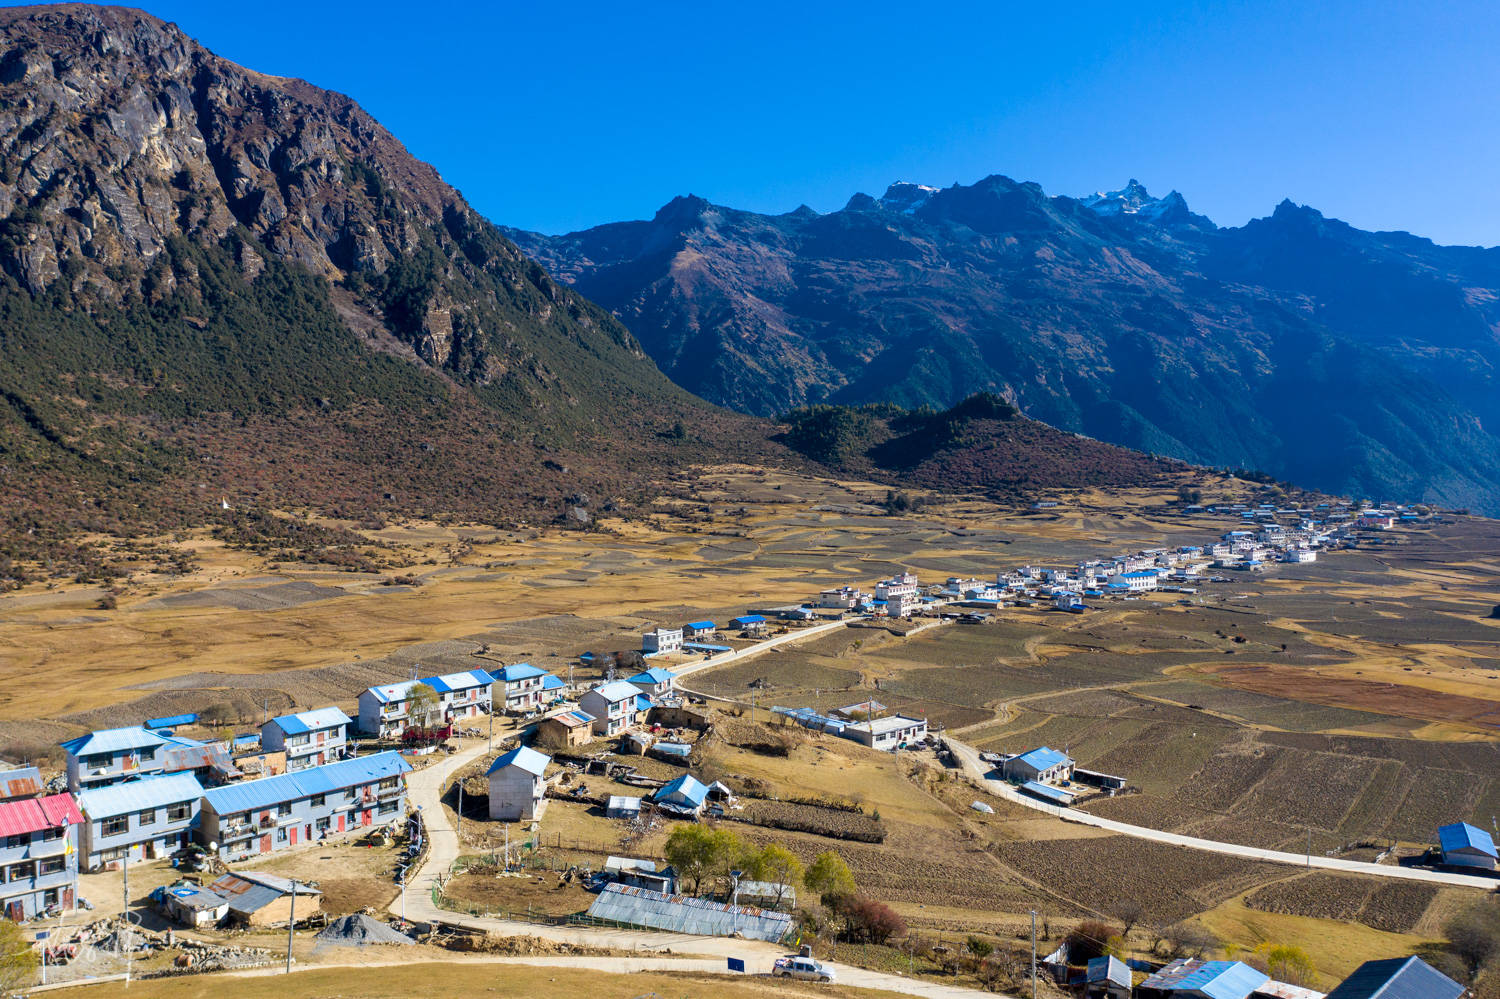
[836,895,906,944]
[1065,920,1122,964]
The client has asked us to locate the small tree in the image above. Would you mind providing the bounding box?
[1256,943,1316,987]
[1445,898,1500,979]
[804,850,856,906]
[1065,920,1122,964]
[1163,922,1220,960]
[743,844,803,910]
[837,895,906,944]
[664,824,741,896]
[406,682,440,730]
[0,919,38,996]
[1111,899,1144,937]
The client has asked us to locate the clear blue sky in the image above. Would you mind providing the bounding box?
[43,1,1500,243]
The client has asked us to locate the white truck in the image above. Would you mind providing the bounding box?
[773,956,837,982]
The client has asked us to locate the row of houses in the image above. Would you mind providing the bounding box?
[1082,954,1464,999]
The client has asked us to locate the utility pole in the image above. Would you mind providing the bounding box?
[1030,909,1038,999]
[1306,827,1312,868]
[286,879,297,973]
[122,858,131,986]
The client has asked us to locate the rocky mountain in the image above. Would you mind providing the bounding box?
[508,176,1500,513]
[0,3,774,568]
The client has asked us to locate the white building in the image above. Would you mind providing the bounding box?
[874,573,919,602]
[884,592,919,618]
[357,669,494,738]
[1116,570,1159,592]
[487,746,550,821]
[492,662,554,713]
[1280,548,1317,563]
[579,681,643,737]
[817,587,863,609]
[842,715,927,752]
[259,707,351,772]
[642,627,684,654]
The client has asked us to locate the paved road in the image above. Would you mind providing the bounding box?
[944,737,1498,890]
[395,726,1001,998]
[671,617,861,680]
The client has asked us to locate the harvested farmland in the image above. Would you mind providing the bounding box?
[1244,873,1439,934]
[734,798,886,843]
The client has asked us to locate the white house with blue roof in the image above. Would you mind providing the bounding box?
[628,667,677,698]
[487,745,551,820]
[259,707,352,771]
[579,680,643,737]
[1437,821,1497,870]
[1001,746,1074,784]
[492,662,555,713]
[642,627,683,655]
[198,751,410,861]
[76,772,204,870]
[357,669,494,737]
[683,620,717,640]
[61,726,171,792]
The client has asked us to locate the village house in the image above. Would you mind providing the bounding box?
[197,752,410,862]
[843,714,928,751]
[208,871,323,928]
[0,792,84,919]
[159,738,240,787]
[816,587,862,610]
[492,662,553,714]
[1437,821,1497,870]
[1323,957,1463,999]
[487,745,551,821]
[579,680,643,737]
[1085,955,1133,999]
[730,614,768,635]
[61,726,170,792]
[652,773,710,817]
[1280,548,1317,563]
[628,666,677,698]
[357,669,494,738]
[874,573,919,602]
[76,772,203,870]
[682,620,717,640]
[883,592,920,618]
[536,710,594,749]
[642,627,684,654]
[259,707,351,772]
[1115,569,1160,592]
[1138,960,1269,999]
[0,766,44,802]
[1001,746,1074,784]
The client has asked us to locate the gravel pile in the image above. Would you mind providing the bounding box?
[314,914,415,947]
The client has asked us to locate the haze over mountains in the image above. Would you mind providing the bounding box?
[508,176,1500,514]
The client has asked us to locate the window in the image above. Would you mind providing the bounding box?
[40,827,62,842]
[315,817,331,833]
[102,817,129,837]
[8,862,33,882]
[277,803,292,817]
[377,801,398,815]
[38,857,64,876]
[310,795,325,807]
[138,809,156,826]
[167,802,191,822]
[275,827,288,843]
[42,888,58,906]
[3,835,25,850]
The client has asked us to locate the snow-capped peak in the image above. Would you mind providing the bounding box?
[1081,180,1194,224]
[879,182,941,215]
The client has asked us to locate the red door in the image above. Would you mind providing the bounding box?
[259,834,272,854]
[62,887,74,910]
[337,814,345,833]
[289,826,298,846]
[361,810,372,827]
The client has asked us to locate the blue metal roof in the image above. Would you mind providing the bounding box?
[540,674,567,691]
[1438,821,1497,858]
[1142,961,1267,999]
[1119,570,1158,579]
[487,745,550,777]
[1015,746,1071,771]
[203,752,409,814]
[589,680,642,702]
[730,615,766,626]
[425,669,494,694]
[655,774,709,808]
[1021,780,1073,804]
[684,620,715,630]
[267,706,351,736]
[1088,956,1131,989]
[494,662,548,683]
[61,726,167,757]
[145,713,198,730]
[1323,957,1464,999]
[635,694,654,712]
[78,773,204,819]
[629,667,676,685]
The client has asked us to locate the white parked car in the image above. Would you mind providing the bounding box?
[774,956,837,982]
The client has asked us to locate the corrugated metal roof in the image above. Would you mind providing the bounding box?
[426,669,493,694]
[546,710,591,728]
[0,792,84,837]
[1255,981,1326,999]
[204,751,409,814]
[0,766,44,801]
[266,707,352,736]
[1015,746,1071,771]
[162,744,239,777]
[540,675,567,691]
[365,680,417,705]
[606,796,641,814]
[1438,821,1497,858]
[586,883,791,942]
[145,713,198,730]
[1021,780,1074,804]
[635,694,653,712]
[590,680,641,702]
[1143,960,1268,999]
[1322,957,1463,999]
[684,620,715,630]
[495,662,547,682]
[78,774,204,819]
[1088,956,1131,989]
[60,726,166,757]
[730,615,766,626]
[629,667,675,684]
[655,774,709,808]
[487,746,549,777]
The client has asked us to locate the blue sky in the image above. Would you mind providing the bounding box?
[39,0,1500,243]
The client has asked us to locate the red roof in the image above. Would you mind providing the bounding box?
[0,792,84,838]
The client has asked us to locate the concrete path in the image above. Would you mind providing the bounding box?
[944,737,1498,890]
[671,617,861,680]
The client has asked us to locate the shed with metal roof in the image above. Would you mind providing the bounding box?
[1321,957,1463,999]
[586,883,790,942]
[1437,821,1497,869]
